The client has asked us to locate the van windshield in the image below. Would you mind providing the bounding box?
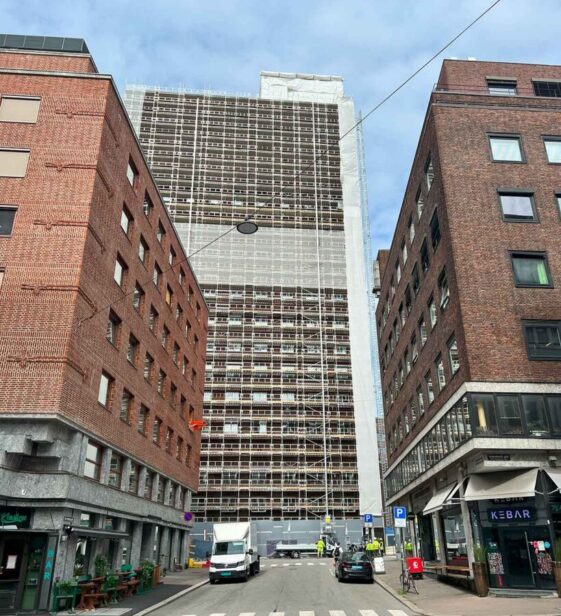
[214,541,245,555]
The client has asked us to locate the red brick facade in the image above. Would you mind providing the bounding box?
[376,60,561,467]
[0,50,207,490]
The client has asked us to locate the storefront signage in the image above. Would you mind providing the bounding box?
[0,508,31,529]
[487,506,535,522]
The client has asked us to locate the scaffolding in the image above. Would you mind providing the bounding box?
[124,78,380,522]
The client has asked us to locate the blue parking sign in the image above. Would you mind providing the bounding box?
[364,513,373,524]
[393,506,407,527]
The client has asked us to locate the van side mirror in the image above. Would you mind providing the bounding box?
[247,549,254,555]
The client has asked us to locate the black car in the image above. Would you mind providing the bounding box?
[335,551,374,583]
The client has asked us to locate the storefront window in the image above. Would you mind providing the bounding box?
[79,513,93,528]
[442,506,467,563]
[472,394,498,436]
[546,396,561,435]
[521,395,550,436]
[496,395,524,435]
[84,442,102,480]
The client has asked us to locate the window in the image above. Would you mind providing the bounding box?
[487,79,517,96]
[0,96,40,123]
[419,317,428,347]
[428,297,437,328]
[180,395,187,418]
[176,304,183,324]
[448,336,460,374]
[138,235,149,265]
[176,436,184,461]
[138,404,149,434]
[425,155,434,191]
[186,444,193,466]
[98,371,114,408]
[114,255,127,288]
[224,422,239,434]
[0,269,4,291]
[168,483,177,506]
[158,369,166,395]
[120,389,133,423]
[173,342,180,364]
[420,239,430,273]
[489,135,523,162]
[534,81,561,97]
[411,335,419,363]
[473,394,498,436]
[144,472,153,499]
[143,192,154,217]
[523,321,561,360]
[511,252,551,287]
[416,189,424,219]
[169,246,176,266]
[161,325,169,349]
[499,192,536,221]
[152,417,162,445]
[408,216,415,243]
[127,334,139,365]
[547,396,561,434]
[225,391,240,401]
[144,353,154,381]
[0,206,16,235]
[132,283,144,313]
[149,306,158,333]
[496,395,523,435]
[128,464,139,494]
[543,138,561,163]
[0,149,30,177]
[153,262,162,288]
[126,158,138,188]
[157,222,166,244]
[120,205,133,236]
[430,210,441,249]
[106,310,121,346]
[108,453,123,488]
[521,395,550,437]
[179,268,186,286]
[253,392,268,402]
[165,428,173,453]
[438,268,450,308]
[412,263,420,296]
[84,442,102,480]
[436,356,446,390]
[417,386,425,415]
[165,284,173,306]
[425,373,435,404]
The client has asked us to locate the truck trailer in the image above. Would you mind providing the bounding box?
[209,522,260,583]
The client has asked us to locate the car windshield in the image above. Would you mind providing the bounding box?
[342,551,368,562]
[214,541,245,555]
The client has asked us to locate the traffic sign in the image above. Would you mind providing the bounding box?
[393,506,407,528]
[364,513,373,524]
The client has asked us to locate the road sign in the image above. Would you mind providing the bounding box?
[393,506,407,528]
[363,513,373,525]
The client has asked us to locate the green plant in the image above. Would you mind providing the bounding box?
[106,574,118,588]
[57,579,75,595]
[473,544,486,563]
[94,554,110,578]
[140,560,155,584]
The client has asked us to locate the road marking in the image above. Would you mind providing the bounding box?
[319,562,327,566]
[239,613,255,616]
[295,562,303,566]
[307,562,314,566]
[360,611,379,616]
[270,564,278,568]
[300,612,315,616]
[209,613,226,616]
[329,611,346,616]
[388,611,410,616]
[269,613,284,616]
[282,563,290,567]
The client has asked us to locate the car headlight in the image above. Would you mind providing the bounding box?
[234,560,245,567]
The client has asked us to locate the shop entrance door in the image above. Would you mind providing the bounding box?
[502,529,535,588]
[0,537,27,613]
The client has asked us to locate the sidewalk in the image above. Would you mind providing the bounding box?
[57,568,209,616]
[377,558,561,616]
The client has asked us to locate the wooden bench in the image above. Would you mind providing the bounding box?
[425,563,471,580]
[81,591,108,610]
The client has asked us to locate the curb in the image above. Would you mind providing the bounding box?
[374,575,434,616]
[134,578,209,616]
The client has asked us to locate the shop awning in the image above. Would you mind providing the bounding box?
[422,483,458,515]
[72,528,129,539]
[464,468,538,501]
[544,468,561,492]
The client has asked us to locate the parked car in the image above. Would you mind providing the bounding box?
[334,551,374,583]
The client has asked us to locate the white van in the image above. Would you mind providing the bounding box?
[209,522,260,583]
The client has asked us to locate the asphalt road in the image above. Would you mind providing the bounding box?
[149,558,412,616]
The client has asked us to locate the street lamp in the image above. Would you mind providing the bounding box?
[236,219,258,235]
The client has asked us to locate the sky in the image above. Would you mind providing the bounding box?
[3,0,561,256]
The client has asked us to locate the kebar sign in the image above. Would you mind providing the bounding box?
[487,506,535,522]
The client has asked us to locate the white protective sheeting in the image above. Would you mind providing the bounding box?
[422,484,458,515]
[464,468,539,502]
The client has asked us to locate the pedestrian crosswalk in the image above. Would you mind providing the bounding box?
[266,562,328,568]
[180,610,409,616]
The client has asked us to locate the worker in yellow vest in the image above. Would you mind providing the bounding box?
[316,538,325,558]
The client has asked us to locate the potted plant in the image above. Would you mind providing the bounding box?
[139,560,155,592]
[552,538,561,597]
[472,545,488,597]
[94,554,110,579]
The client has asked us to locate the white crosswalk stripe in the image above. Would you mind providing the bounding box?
[268,613,284,616]
[299,612,315,616]
[319,562,327,566]
[388,611,409,616]
[282,563,290,567]
[329,611,347,616]
[307,562,314,566]
[270,564,278,568]
[359,611,380,616]
[295,562,303,566]
[238,613,255,616]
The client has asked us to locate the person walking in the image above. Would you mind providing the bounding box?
[332,542,342,566]
[379,538,385,556]
[404,538,413,556]
[316,538,325,558]
[372,537,381,557]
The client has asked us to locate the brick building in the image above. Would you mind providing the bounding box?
[0,35,207,612]
[375,59,561,592]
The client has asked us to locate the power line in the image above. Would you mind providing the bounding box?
[80,0,502,326]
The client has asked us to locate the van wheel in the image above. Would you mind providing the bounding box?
[254,559,260,574]
[291,551,300,559]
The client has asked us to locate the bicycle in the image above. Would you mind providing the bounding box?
[399,567,419,594]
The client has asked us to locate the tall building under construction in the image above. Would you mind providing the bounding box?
[125,73,382,529]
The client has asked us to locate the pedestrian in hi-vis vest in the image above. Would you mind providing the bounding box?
[316,538,325,558]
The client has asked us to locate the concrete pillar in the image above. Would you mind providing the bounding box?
[433,511,447,563]
[458,466,475,577]
[140,525,155,561]
[170,529,180,570]
[100,447,112,484]
[164,478,172,506]
[138,467,147,498]
[121,458,132,492]
[130,521,143,567]
[151,473,159,501]
[160,527,171,569]
[175,486,183,510]
[179,530,188,566]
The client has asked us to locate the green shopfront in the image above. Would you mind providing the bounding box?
[0,508,57,613]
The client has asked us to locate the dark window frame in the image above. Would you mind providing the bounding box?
[542,135,561,165]
[487,133,525,163]
[510,251,553,288]
[497,189,538,223]
[534,80,561,98]
[430,208,441,250]
[486,79,517,96]
[0,205,18,237]
[523,320,561,361]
